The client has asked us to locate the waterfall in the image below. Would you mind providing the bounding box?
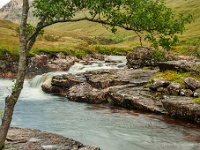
[28,56,127,88]
[29,73,52,88]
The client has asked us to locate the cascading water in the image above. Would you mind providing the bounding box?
[29,55,127,87]
[0,56,200,150]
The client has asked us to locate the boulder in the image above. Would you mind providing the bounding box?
[51,74,82,88]
[28,54,76,78]
[126,46,155,69]
[166,83,185,96]
[126,46,172,69]
[184,77,200,90]
[107,86,163,113]
[149,78,170,90]
[158,60,200,75]
[83,69,158,89]
[180,89,193,97]
[0,52,77,78]
[82,54,105,61]
[42,69,158,103]
[67,83,108,104]
[162,96,200,123]
[194,88,200,97]
[7,127,100,150]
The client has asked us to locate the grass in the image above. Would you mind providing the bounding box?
[150,70,200,84]
[193,98,200,104]
[0,0,200,58]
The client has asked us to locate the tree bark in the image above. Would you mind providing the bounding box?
[0,0,29,149]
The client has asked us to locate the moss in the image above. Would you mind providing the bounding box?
[142,66,154,70]
[193,98,200,104]
[151,70,190,84]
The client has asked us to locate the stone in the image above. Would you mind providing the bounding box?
[162,96,200,123]
[126,46,173,69]
[149,78,170,90]
[166,83,184,96]
[51,74,82,88]
[194,88,200,97]
[82,54,105,61]
[107,86,163,113]
[184,77,200,90]
[158,61,200,75]
[83,69,158,89]
[180,89,193,97]
[6,127,100,150]
[67,83,108,104]
[126,46,155,69]
[0,53,77,78]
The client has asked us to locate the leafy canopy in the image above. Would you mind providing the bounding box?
[31,0,193,50]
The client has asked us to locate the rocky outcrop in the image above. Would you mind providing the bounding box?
[42,69,158,105]
[6,127,100,150]
[0,0,36,24]
[107,86,164,113]
[42,67,200,123]
[149,77,200,98]
[158,60,200,75]
[126,46,173,69]
[162,96,200,123]
[0,52,77,78]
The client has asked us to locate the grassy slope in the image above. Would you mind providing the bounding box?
[166,0,200,41]
[0,0,200,58]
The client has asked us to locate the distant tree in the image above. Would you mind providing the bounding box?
[0,0,192,149]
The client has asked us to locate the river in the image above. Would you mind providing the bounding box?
[0,56,200,150]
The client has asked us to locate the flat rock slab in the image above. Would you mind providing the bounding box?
[162,96,200,123]
[5,127,100,150]
[107,86,164,114]
[158,60,200,75]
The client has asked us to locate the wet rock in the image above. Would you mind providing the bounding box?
[107,86,163,113]
[184,77,200,90]
[162,96,200,123]
[42,69,158,104]
[52,74,82,88]
[82,54,105,61]
[126,46,155,69]
[0,53,77,78]
[166,83,184,96]
[126,46,172,69]
[158,61,200,75]
[28,54,76,78]
[6,127,100,150]
[84,69,158,89]
[194,88,200,97]
[149,78,170,90]
[180,89,193,97]
[67,83,108,104]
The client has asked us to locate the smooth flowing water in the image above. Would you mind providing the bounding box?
[0,56,200,150]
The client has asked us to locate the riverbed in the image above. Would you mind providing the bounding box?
[0,57,200,150]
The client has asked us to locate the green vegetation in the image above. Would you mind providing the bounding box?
[0,0,200,59]
[193,97,200,104]
[150,70,200,84]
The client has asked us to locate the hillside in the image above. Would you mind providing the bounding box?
[0,0,200,57]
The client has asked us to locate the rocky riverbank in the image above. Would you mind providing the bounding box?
[5,127,100,150]
[0,52,77,79]
[41,67,200,123]
[40,47,200,123]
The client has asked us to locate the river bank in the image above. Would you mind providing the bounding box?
[5,127,99,150]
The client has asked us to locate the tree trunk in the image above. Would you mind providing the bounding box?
[0,0,29,149]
